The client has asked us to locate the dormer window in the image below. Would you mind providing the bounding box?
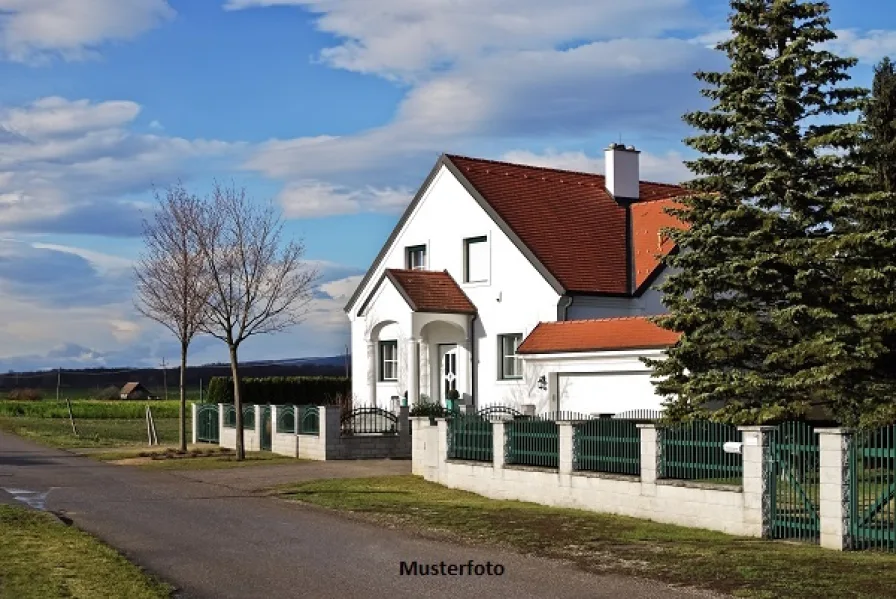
[406,245,427,270]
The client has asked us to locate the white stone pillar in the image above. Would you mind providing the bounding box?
[366,341,377,407]
[492,421,506,470]
[191,403,198,445]
[253,405,263,452]
[558,421,575,475]
[739,426,776,538]
[406,338,419,406]
[637,423,661,487]
[817,428,852,551]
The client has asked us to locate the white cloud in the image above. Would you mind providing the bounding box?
[500,148,693,184]
[0,0,175,63]
[29,242,133,274]
[319,275,362,302]
[0,96,245,234]
[225,0,697,80]
[830,29,896,64]
[278,181,412,218]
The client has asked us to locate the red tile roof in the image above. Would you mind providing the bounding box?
[446,155,690,294]
[385,269,476,314]
[516,316,681,354]
[631,199,686,290]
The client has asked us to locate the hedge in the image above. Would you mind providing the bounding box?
[206,376,350,406]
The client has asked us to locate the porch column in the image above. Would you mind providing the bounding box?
[366,341,377,407]
[406,337,420,406]
[458,339,472,406]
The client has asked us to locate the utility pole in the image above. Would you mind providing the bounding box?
[56,368,61,402]
[161,358,168,401]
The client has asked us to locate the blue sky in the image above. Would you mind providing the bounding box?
[0,0,894,370]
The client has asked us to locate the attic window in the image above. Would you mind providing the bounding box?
[464,236,489,283]
[406,245,427,270]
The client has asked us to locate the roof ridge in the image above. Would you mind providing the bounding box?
[543,316,658,325]
[446,153,688,190]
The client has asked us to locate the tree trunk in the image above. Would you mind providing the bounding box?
[179,343,188,452]
[229,343,244,460]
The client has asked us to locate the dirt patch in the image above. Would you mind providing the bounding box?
[110,457,154,466]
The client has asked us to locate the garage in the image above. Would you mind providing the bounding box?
[558,371,662,416]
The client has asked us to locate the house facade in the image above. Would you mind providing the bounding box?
[344,144,687,415]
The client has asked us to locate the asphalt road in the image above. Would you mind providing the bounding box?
[0,431,720,599]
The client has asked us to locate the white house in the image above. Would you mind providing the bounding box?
[344,144,687,415]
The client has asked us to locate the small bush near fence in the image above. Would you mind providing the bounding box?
[206,376,350,405]
[505,417,559,469]
[574,419,641,476]
[448,415,493,462]
[660,421,743,484]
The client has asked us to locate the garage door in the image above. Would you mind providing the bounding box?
[557,372,663,416]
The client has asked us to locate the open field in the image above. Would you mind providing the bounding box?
[276,475,896,599]
[0,505,172,599]
[0,417,188,448]
[0,400,183,419]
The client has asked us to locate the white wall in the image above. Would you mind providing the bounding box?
[350,165,560,408]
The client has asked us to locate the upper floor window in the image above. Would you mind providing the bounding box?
[498,334,523,380]
[379,341,398,381]
[464,236,489,283]
[406,245,427,270]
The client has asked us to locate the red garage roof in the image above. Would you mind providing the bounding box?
[385,269,476,314]
[517,317,681,354]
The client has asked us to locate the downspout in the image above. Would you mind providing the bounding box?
[558,295,574,321]
[470,313,478,410]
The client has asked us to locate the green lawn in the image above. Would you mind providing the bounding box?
[0,505,171,599]
[275,475,896,599]
[0,400,184,419]
[0,417,188,448]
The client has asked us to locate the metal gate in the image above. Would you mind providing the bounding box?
[260,405,272,451]
[850,424,896,552]
[196,404,219,443]
[768,421,820,543]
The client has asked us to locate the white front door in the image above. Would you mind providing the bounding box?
[438,344,458,403]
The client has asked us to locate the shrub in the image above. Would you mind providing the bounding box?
[6,388,43,401]
[206,376,350,406]
[93,386,120,401]
[409,401,448,418]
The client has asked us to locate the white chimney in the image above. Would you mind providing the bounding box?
[605,143,640,200]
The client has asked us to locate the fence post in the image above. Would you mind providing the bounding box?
[637,424,661,487]
[217,403,225,448]
[520,404,535,418]
[492,421,506,471]
[557,421,574,475]
[436,418,449,482]
[817,428,852,551]
[191,402,198,445]
[321,405,342,460]
[738,426,776,538]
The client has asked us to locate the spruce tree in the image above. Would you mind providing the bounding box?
[826,56,896,426]
[647,0,867,424]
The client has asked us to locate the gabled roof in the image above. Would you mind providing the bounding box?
[383,269,476,314]
[516,316,681,354]
[120,382,146,394]
[344,153,690,313]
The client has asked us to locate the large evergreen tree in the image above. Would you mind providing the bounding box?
[648,0,867,424]
[825,56,896,426]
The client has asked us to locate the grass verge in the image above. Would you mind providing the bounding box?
[0,505,171,599]
[0,400,183,419]
[275,475,896,599]
[0,417,187,448]
[89,446,308,470]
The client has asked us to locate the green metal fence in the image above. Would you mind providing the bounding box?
[299,406,320,435]
[242,405,255,430]
[768,421,820,543]
[447,415,493,462]
[196,403,219,443]
[660,421,743,484]
[850,424,896,553]
[222,404,236,428]
[277,405,296,434]
[505,417,559,469]
[574,418,640,476]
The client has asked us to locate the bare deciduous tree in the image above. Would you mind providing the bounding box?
[194,182,319,460]
[135,183,209,451]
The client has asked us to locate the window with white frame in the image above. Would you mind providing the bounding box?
[379,341,398,381]
[498,334,522,380]
[406,245,426,270]
[464,236,489,283]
